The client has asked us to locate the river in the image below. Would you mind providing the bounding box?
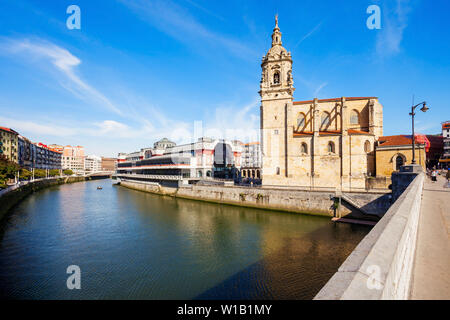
[0,179,370,299]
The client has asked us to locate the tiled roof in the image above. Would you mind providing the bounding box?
[348,129,371,135]
[377,135,414,147]
[0,126,19,135]
[293,97,377,105]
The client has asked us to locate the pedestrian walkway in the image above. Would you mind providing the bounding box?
[411,174,450,299]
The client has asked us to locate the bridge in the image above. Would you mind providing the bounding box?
[85,171,114,179]
[315,171,450,300]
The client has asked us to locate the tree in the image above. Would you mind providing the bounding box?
[49,169,60,177]
[34,169,46,178]
[63,169,73,176]
[0,154,20,186]
[20,168,32,180]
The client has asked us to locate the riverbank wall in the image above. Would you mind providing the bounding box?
[0,177,95,221]
[314,173,424,299]
[119,180,391,218]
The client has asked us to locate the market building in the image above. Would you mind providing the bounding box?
[115,137,242,186]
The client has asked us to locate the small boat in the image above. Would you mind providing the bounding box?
[97,186,103,190]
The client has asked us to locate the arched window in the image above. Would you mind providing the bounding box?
[364,140,371,153]
[350,110,359,125]
[327,141,335,153]
[301,142,308,154]
[396,155,405,170]
[297,113,305,130]
[273,72,280,84]
[321,112,330,128]
[198,170,202,178]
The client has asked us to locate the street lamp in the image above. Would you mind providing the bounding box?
[409,101,429,164]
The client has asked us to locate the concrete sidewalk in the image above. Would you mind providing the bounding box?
[411,174,450,299]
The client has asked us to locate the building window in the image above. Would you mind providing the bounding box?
[327,141,335,153]
[276,167,280,175]
[350,110,359,125]
[297,113,305,130]
[321,112,330,128]
[274,129,279,135]
[364,140,371,153]
[273,72,280,84]
[301,143,308,154]
[396,155,405,170]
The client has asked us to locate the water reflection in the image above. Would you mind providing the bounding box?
[0,180,369,299]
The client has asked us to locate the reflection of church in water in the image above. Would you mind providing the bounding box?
[115,137,242,186]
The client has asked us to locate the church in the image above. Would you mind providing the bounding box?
[260,16,384,191]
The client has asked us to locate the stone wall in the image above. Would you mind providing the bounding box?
[367,176,392,190]
[0,176,93,221]
[120,179,389,218]
[314,173,424,300]
[376,146,426,177]
[262,97,383,191]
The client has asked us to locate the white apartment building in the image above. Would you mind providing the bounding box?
[61,145,85,174]
[84,155,102,172]
[241,142,262,168]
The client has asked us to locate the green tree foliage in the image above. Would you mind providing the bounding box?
[0,154,20,187]
[34,169,46,178]
[49,169,60,177]
[20,168,32,180]
[63,169,73,176]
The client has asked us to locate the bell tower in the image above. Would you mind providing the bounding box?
[259,14,295,102]
[260,15,295,184]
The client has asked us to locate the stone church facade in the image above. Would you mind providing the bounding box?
[260,17,384,191]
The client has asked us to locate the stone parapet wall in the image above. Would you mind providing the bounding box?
[120,179,389,217]
[314,173,424,300]
[0,176,93,221]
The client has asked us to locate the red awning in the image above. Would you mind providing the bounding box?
[405,134,430,152]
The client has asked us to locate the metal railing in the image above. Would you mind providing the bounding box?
[114,173,183,181]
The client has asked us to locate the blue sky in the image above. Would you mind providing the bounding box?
[0,0,449,157]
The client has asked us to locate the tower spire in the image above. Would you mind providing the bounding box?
[271,14,282,47]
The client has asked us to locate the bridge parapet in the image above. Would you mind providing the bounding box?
[315,173,424,300]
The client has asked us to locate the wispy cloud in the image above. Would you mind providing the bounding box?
[415,121,439,133]
[0,115,79,138]
[118,0,256,60]
[183,0,226,22]
[376,0,413,56]
[313,82,328,97]
[202,98,260,143]
[293,20,324,49]
[0,34,260,155]
[1,38,123,115]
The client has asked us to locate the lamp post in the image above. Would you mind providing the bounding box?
[409,101,429,164]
